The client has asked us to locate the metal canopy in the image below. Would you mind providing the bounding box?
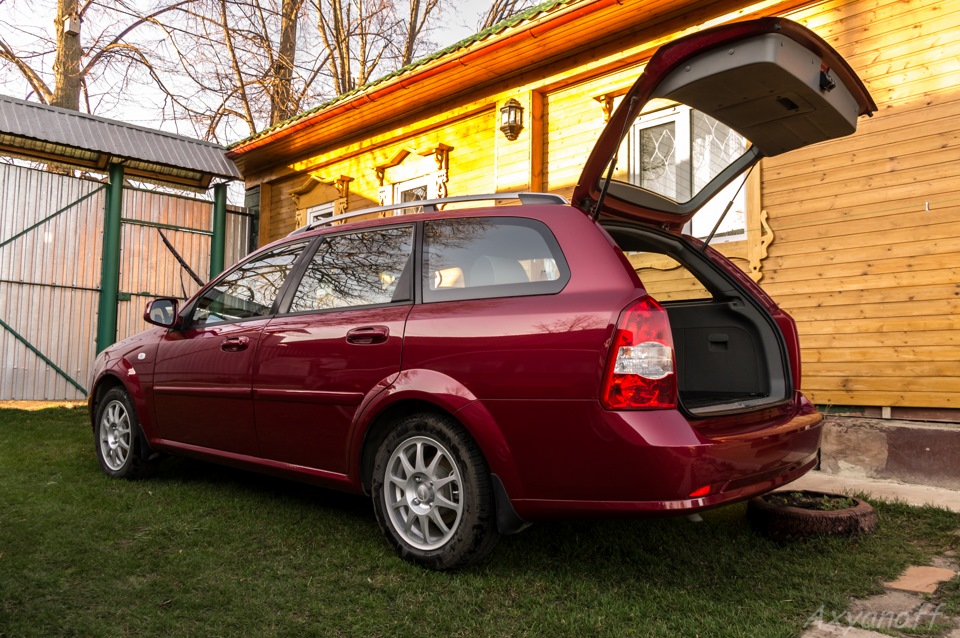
[0,94,241,189]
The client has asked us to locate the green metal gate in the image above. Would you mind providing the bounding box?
[0,163,251,400]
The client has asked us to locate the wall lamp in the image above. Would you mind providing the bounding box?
[499,98,524,141]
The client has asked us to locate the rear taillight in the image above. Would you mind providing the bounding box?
[601,296,677,410]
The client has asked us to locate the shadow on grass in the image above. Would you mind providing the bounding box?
[153,455,372,519]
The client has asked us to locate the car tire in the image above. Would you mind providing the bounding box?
[371,412,500,570]
[94,386,155,479]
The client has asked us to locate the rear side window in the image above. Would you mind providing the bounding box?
[289,225,414,312]
[422,217,568,303]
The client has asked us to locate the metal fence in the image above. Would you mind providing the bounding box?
[0,163,253,400]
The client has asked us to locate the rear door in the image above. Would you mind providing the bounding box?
[252,224,415,474]
[573,17,876,230]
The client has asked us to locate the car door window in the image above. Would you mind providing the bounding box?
[422,217,569,303]
[288,225,414,312]
[190,241,308,326]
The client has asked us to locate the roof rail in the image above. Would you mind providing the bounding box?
[288,191,568,235]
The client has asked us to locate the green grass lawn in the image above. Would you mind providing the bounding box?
[1,407,958,637]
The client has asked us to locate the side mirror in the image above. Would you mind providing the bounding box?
[143,298,179,328]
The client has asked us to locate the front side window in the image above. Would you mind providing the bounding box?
[191,241,307,326]
[422,218,568,303]
[289,225,414,312]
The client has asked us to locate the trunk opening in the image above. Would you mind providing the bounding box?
[601,221,791,417]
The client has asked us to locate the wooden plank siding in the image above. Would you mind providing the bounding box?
[237,0,960,413]
[768,0,960,408]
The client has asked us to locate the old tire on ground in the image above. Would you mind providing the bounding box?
[370,412,500,570]
[94,386,155,479]
[747,490,877,542]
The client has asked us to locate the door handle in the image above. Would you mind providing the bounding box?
[346,325,389,345]
[221,336,250,352]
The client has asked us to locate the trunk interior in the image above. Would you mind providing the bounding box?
[602,221,791,416]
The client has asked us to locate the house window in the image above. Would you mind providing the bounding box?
[306,202,335,225]
[376,144,451,213]
[392,175,433,216]
[620,104,748,242]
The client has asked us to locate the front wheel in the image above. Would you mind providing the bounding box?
[371,412,500,570]
[94,386,154,479]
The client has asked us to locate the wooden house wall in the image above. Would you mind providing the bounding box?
[244,0,960,411]
[767,0,960,409]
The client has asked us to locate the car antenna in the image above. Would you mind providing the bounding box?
[593,95,639,222]
[701,164,756,252]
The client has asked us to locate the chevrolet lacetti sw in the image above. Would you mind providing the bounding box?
[89,18,876,569]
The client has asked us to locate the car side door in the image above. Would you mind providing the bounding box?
[151,240,310,457]
[252,224,415,474]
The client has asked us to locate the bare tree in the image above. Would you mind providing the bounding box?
[398,0,440,67]
[479,0,536,31]
[315,0,391,94]
[313,0,443,94]
[272,0,304,123]
[0,0,190,113]
[154,0,330,141]
[52,0,82,109]
[1,0,454,143]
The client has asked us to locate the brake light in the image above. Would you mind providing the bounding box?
[601,296,677,410]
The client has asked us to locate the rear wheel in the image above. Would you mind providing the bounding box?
[94,387,154,479]
[371,412,500,570]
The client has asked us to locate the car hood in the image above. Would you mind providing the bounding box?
[572,17,876,231]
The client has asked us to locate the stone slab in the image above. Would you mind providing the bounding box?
[883,566,958,594]
[800,620,892,637]
[847,591,926,615]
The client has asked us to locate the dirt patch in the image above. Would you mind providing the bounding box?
[0,400,85,411]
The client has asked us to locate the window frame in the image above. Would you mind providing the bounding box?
[306,201,336,225]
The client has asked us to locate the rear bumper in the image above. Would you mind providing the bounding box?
[487,395,823,520]
[512,452,818,518]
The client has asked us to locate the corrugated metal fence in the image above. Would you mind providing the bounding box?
[0,163,252,400]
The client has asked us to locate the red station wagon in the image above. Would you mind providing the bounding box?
[89,18,876,569]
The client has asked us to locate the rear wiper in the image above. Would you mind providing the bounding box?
[701,164,756,251]
[593,96,638,221]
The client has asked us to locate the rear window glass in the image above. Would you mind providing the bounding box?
[422,218,568,303]
[611,104,749,207]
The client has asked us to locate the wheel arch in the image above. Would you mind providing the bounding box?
[89,373,126,429]
[89,371,158,457]
[349,370,525,504]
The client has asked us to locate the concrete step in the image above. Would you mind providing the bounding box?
[788,471,960,512]
[819,416,960,491]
